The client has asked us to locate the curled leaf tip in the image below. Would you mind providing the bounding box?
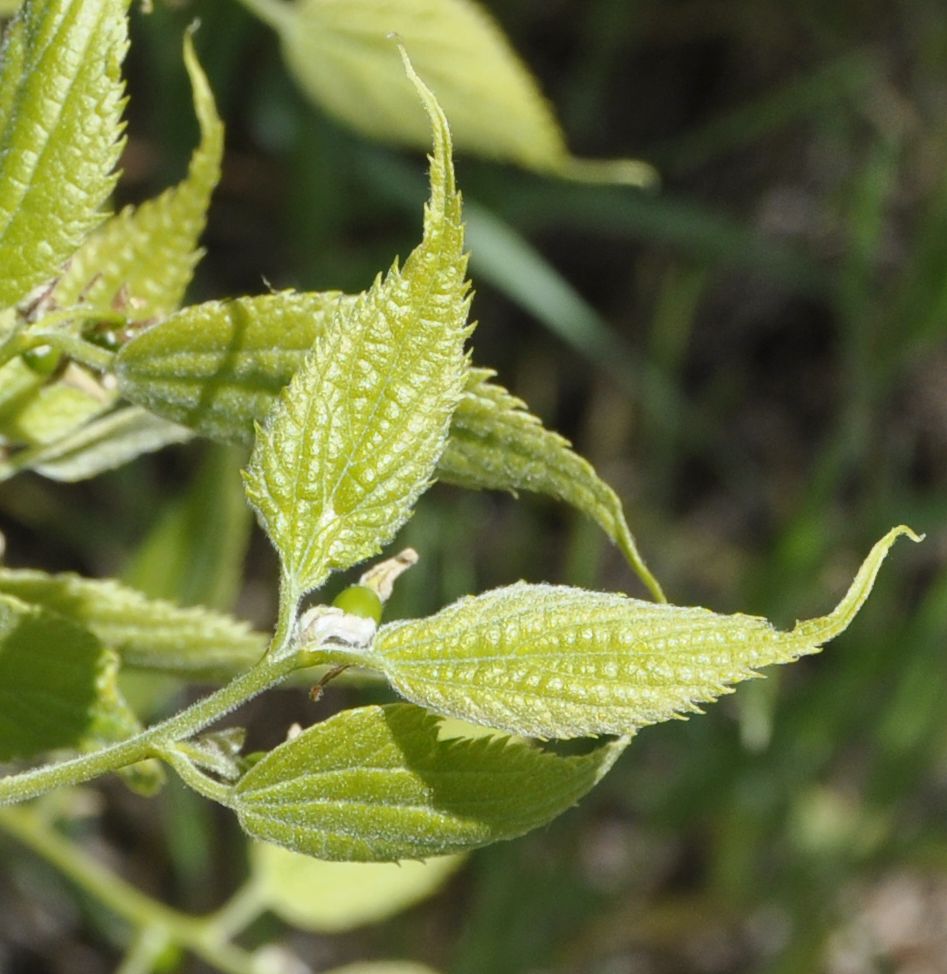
[792,524,921,647]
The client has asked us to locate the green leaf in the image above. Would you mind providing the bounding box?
[242,54,471,596]
[53,30,223,318]
[239,0,654,186]
[252,842,463,931]
[232,703,624,861]
[0,0,128,308]
[0,568,266,676]
[361,527,920,739]
[440,369,664,601]
[20,406,192,482]
[115,291,355,443]
[0,592,113,760]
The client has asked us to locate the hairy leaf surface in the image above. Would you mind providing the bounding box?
[242,57,471,595]
[54,32,222,317]
[116,291,355,443]
[440,369,664,600]
[252,843,462,931]
[0,0,127,307]
[233,704,624,861]
[364,527,918,738]
[0,593,112,760]
[0,568,265,675]
[243,0,653,184]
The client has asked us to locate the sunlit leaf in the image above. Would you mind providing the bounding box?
[355,527,919,739]
[54,30,223,317]
[440,369,664,601]
[232,704,624,861]
[252,842,463,931]
[0,0,128,307]
[0,593,113,760]
[116,291,355,443]
[239,0,654,185]
[242,54,471,596]
[0,568,265,676]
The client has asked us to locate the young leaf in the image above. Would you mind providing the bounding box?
[361,527,920,739]
[242,55,471,597]
[53,31,223,318]
[232,704,624,861]
[440,369,664,601]
[116,291,355,443]
[0,568,266,676]
[251,842,463,931]
[0,593,113,760]
[0,0,128,308]
[239,0,654,186]
[23,406,192,482]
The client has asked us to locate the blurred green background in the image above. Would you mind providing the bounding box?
[2,0,946,972]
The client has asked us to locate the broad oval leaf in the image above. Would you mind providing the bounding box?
[362,527,919,739]
[252,842,463,931]
[53,31,223,318]
[232,704,624,861]
[242,0,654,185]
[0,593,111,760]
[116,291,354,443]
[0,0,128,307]
[242,56,471,595]
[0,568,265,676]
[440,369,664,601]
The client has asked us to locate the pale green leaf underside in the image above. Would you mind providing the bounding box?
[116,290,355,442]
[0,0,127,308]
[364,527,919,739]
[245,0,653,185]
[252,842,462,931]
[233,704,624,861]
[439,368,664,601]
[0,593,110,760]
[27,406,192,481]
[54,31,222,318]
[242,57,471,595]
[0,568,266,675]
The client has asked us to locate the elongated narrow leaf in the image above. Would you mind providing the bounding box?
[252,842,463,931]
[0,593,112,760]
[360,527,919,739]
[242,56,471,595]
[116,291,355,443]
[241,0,653,185]
[233,704,624,861]
[54,32,223,317]
[26,406,192,481]
[0,0,128,307]
[0,568,265,675]
[440,369,664,601]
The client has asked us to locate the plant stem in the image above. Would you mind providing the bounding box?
[0,651,301,806]
[0,805,259,974]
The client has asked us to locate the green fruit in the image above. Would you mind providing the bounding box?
[332,584,384,623]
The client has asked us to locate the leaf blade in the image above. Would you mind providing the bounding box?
[242,55,471,595]
[233,703,624,861]
[366,527,919,739]
[0,0,128,307]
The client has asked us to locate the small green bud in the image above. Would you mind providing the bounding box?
[332,584,384,623]
[22,344,62,375]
